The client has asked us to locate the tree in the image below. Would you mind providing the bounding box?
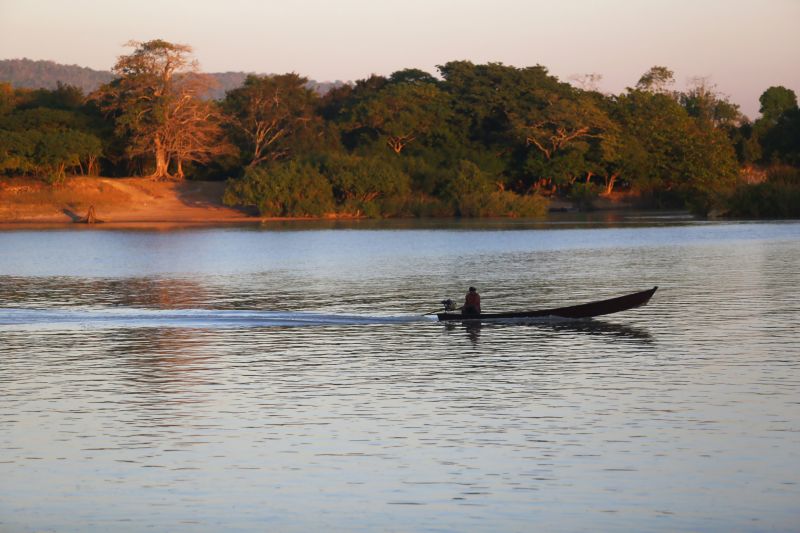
[610,89,738,210]
[680,77,742,129]
[0,128,101,180]
[344,81,451,155]
[515,93,614,161]
[636,66,675,95]
[437,61,575,190]
[95,39,225,179]
[0,103,104,178]
[388,68,438,86]
[164,93,230,178]
[0,130,38,174]
[761,108,800,165]
[438,61,561,147]
[31,82,85,110]
[743,87,799,166]
[222,73,320,167]
[759,86,798,123]
[34,130,102,182]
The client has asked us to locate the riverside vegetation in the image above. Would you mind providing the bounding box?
[1,40,798,218]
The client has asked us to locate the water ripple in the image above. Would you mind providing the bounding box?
[1,222,799,532]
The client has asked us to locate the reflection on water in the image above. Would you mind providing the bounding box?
[1,221,799,532]
[540,318,654,340]
[0,276,210,309]
[446,318,654,345]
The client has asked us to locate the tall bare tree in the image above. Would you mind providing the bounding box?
[95,39,225,179]
[222,74,319,167]
[162,75,231,178]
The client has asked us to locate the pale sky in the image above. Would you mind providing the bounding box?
[1,0,798,118]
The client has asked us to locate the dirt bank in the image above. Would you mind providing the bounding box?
[0,177,258,224]
[0,176,647,225]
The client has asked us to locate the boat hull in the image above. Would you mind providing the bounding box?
[436,287,658,321]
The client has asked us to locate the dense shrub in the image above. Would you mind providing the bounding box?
[404,194,453,218]
[443,160,493,216]
[223,162,334,217]
[726,167,800,218]
[443,160,548,217]
[316,153,411,217]
[481,190,549,217]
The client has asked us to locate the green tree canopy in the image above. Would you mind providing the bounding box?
[438,61,562,146]
[635,66,675,95]
[759,86,798,123]
[0,90,105,179]
[342,79,452,155]
[388,68,438,86]
[611,89,738,210]
[0,128,101,180]
[680,77,742,129]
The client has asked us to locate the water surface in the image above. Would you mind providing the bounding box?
[1,215,799,531]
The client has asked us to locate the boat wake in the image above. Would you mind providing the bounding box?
[0,307,431,329]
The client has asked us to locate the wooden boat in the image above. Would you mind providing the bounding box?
[436,286,657,321]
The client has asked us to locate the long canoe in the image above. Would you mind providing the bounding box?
[436,286,657,321]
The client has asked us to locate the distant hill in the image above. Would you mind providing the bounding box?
[0,59,114,94]
[0,58,346,99]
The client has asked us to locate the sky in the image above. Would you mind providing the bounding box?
[1,0,798,118]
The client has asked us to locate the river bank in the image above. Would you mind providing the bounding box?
[0,177,258,224]
[0,176,645,224]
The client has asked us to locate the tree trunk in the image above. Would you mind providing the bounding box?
[87,156,98,176]
[152,138,170,179]
[175,159,185,179]
[604,173,618,195]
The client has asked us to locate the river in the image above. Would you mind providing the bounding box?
[1,214,798,531]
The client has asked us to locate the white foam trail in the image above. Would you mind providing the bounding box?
[0,307,429,329]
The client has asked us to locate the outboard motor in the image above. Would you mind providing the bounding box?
[440,299,457,312]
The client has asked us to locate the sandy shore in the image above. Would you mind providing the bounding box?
[0,177,261,224]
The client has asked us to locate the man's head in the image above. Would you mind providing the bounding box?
[469,287,476,293]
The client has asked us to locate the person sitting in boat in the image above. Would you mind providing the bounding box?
[463,287,481,315]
